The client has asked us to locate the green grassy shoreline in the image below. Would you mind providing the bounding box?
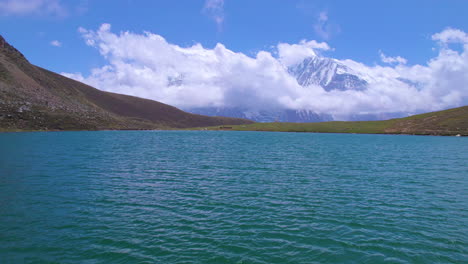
[197,123,466,136]
[197,106,468,137]
[1,128,466,136]
[202,120,397,134]
[2,106,467,136]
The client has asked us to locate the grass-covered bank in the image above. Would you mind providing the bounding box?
[204,120,397,134]
[3,106,467,136]
[198,106,468,136]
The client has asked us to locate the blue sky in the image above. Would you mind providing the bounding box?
[1,0,467,74]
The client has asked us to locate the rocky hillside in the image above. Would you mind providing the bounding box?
[0,35,253,131]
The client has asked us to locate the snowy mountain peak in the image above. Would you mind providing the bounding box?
[288,56,368,91]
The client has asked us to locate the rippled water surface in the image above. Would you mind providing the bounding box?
[1,131,467,263]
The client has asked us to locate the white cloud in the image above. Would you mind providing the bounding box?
[0,0,66,16]
[63,25,468,120]
[313,11,340,40]
[432,28,468,45]
[203,0,225,31]
[318,11,328,22]
[379,50,407,65]
[50,40,62,47]
[278,40,331,66]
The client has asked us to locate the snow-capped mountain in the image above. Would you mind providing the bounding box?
[188,55,373,122]
[288,56,368,91]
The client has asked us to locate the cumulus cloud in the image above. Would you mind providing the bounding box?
[432,28,468,45]
[67,24,300,110]
[379,50,407,65]
[278,40,331,66]
[203,0,225,31]
[0,0,66,16]
[63,25,468,120]
[50,40,62,47]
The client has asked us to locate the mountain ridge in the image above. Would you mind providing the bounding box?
[0,35,253,131]
[288,56,369,91]
[188,55,376,122]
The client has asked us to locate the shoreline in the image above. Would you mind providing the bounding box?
[1,127,466,137]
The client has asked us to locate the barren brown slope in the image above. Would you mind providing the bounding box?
[0,35,253,131]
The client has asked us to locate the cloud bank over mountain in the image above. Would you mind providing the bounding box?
[63,24,468,120]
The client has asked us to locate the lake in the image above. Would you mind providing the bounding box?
[0,131,467,263]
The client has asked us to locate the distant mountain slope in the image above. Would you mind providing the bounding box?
[0,35,253,131]
[187,107,333,123]
[206,106,468,136]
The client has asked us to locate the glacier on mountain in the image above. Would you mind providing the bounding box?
[287,56,368,91]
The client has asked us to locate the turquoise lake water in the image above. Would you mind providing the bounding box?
[0,131,467,263]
